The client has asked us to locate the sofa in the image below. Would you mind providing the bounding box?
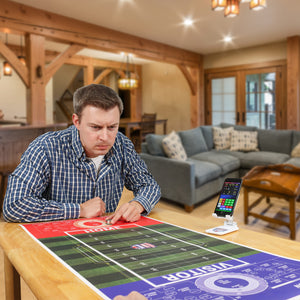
[140,123,300,212]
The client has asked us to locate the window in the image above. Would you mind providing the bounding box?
[205,62,286,129]
[211,77,236,125]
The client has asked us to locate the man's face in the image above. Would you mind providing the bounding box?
[73,105,120,158]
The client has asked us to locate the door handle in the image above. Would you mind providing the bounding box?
[236,112,240,123]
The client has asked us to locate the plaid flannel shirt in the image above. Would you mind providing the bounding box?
[3,125,161,222]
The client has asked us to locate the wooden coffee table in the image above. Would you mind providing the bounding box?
[243,164,300,240]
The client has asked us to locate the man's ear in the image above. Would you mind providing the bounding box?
[72,113,80,129]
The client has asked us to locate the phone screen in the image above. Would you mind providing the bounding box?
[214,178,242,218]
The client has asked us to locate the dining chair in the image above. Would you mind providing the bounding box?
[131,113,157,152]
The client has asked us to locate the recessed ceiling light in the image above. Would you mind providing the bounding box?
[223,35,233,43]
[183,17,194,27]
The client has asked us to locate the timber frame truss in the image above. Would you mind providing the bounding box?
[0,0,203,126]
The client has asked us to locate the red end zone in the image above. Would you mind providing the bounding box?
[22,216,163,239]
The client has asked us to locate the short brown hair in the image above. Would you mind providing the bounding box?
[73,84,124,119]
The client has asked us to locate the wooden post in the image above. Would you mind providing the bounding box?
[84,63,94,85]
[25,34,46,125]
[287,36,300,130]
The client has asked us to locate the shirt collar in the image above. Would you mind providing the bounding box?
[71,125,86,160]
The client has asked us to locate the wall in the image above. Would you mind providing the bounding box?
[0,58,53,123]
[142,62,190,134]
[204,41,287,69]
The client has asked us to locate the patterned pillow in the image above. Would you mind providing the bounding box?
[230,130,259,152]
[162,131,187,161]
[213,127,233,150]
[291,142,300,157]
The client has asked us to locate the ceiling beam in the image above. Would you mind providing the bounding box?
[0,0,202,68]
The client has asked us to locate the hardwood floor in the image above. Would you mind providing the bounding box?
[1,188,299,299]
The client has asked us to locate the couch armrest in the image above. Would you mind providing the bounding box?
[140,153,196,206]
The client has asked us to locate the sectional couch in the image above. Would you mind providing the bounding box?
[140,123,300,212]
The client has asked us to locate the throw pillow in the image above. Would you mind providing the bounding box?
[213,127,233,150]
[291,142,300,157]
[162,131,187,161]
[230,130,259,152]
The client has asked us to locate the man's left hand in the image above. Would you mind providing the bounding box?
[107,201,144,224]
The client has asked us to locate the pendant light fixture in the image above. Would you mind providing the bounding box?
[18,35,26,66]
[212,0,267,17]
[3,34,12,76]
[118,54,138,90]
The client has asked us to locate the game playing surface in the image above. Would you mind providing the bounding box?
[21,217,300,299]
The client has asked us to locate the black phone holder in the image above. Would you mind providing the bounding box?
[205,213,239,235]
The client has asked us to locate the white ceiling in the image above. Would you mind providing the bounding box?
[9,0,300,62]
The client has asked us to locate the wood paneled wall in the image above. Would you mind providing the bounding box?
[0,124,67,171]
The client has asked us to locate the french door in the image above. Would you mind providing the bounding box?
[205,65,285,129]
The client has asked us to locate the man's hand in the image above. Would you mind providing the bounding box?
[113,291,147,300]
[79,197,106,218]
[108,201,144,224]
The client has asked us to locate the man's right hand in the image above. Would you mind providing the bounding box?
[79,197,106,218]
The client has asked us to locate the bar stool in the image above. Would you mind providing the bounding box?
[0,170,11,212]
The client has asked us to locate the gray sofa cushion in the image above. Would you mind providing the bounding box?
[201,126,214,150]
[210,149,247,160]
[178,128,208,157]
[145,134,166,156]
[190,151,240,175]
[240,151,290,169]
[258,129,292,154]
[188,159,222,188]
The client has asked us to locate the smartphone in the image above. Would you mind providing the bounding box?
[213,178,242,218]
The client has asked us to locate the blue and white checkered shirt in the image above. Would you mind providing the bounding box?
[3,125,161,222]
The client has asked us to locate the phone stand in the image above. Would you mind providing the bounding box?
[205,213,239,235]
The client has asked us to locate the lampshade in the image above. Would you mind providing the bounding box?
[3,61,12,76]
[224,0,240,17]
[118,78,138,90]
[250,0,266,10]
[18,56,26,66]
[211,0,227,11]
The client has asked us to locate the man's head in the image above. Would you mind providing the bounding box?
[72,84,124,158]
[73,84,123,120]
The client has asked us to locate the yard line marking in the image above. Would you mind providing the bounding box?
[66,232,158,288]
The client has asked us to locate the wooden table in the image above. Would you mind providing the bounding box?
[243,164,300,240]
[119,118,167,137]
[1,208,300,300]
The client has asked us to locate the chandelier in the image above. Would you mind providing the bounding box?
[212,0,266,17]
[118,54,138,90]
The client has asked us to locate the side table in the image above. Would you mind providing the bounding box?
[243,164,300,240]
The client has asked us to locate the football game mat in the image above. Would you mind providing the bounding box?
[21,216,300,299]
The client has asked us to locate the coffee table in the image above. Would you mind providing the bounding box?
[243,164,300,240]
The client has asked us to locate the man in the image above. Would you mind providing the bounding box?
[3,84,161,223]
